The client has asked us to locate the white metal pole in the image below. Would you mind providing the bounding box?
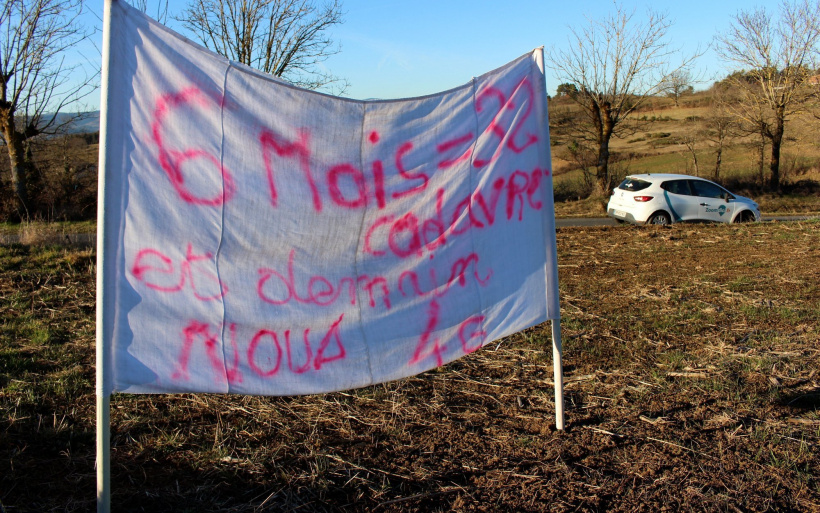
[533,47,566,431]
[551,320,565,430]
[96,394,111,512]
[96,0,115,511]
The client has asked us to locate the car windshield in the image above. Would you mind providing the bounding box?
[617,178,651,192]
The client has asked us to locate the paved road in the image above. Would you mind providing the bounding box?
[556,215,818,228]
[556,218,619,228]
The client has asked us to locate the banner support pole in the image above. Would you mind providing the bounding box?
[533,47,565,431]
[96,0,115,511]
[96,394,111,512]
[551,319,565,430]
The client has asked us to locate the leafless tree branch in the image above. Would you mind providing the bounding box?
[177,0,347,92]
[131,0,170,24]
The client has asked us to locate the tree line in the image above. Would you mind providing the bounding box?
[1,0,819,220]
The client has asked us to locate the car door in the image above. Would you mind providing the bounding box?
[689,180,732,222]
[659,179,699,222]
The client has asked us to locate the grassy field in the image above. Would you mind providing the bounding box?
[549,91,820,217]
[1,220,818,512]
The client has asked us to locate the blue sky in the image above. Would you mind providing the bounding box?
[81,0,756,105]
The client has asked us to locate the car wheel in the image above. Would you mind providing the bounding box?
[647,212,671,226]
[733,211,753,223]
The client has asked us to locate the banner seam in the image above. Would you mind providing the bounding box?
[467,78,488,344]
[355,102,376,386]
[216,62,232,392]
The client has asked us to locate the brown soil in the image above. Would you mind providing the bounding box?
[1,221,818,512]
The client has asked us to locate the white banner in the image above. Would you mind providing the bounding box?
[99,0,560,395]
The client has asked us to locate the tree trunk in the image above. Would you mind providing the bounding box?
[595,138,611,194]
[594,101,614,194]
[769,112,784,191]
[757,132,766,187]
[713,146,722,182]
[0,114,31,218]
[684,139,699,177]
[9,143,31,218]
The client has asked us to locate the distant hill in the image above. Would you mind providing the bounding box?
[55,111,100,134]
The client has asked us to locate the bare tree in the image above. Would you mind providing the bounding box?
[0,0,95,219]
[661,69,694,106]
[703,113,736,182]
[702,83,738,181]
[548,3,698,194]
[715,0,820,190]
[178,0,345,92]
[680,136,700,176]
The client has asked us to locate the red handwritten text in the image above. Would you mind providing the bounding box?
[458,316,487,354]
[364,168,547,259]
[472,77,538,168]
[258,250,491,310]
[173,321,242,384]
[151,88,236,206]
[131,243,228,301]
[257,250,391,309]
[152,76,539,214]
[173,316,348,382]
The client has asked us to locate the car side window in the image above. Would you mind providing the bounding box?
[661,180,692,196]
[690,180,724,199]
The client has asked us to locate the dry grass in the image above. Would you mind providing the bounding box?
[549,91,820,214]
[1,220,819,511]
[0,221,96,246]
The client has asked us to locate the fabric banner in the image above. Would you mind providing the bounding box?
[99,0,560,395]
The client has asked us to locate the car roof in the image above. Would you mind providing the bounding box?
[626,173,709,182]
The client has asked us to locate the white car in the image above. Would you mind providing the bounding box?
[607,174,761,225]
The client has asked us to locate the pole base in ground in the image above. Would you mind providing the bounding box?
[96,392,110,513]
[552,320,565,430]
